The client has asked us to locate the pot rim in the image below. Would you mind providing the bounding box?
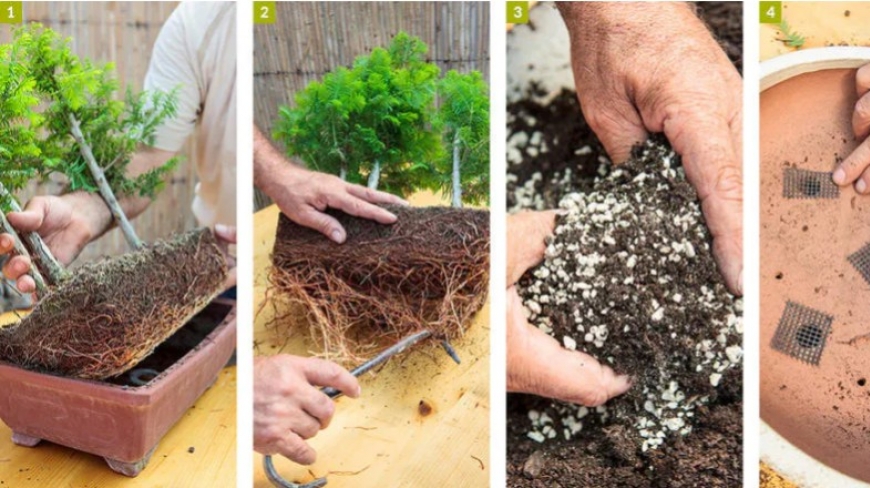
[761,46,870,92]
[760,46,870,488]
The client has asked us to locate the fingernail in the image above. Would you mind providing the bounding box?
[737,269,743,296]
[330,230,344,243]
[833,168,846,185]
[215,224,228,234]
[858,180,867,194]
[357,386,362,397]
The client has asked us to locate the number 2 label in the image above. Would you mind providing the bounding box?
[254,1,276,25]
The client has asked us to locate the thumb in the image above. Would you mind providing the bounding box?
[507,290,631,406]
[507,211,557,286]
[663,113,743,295]
[7,198,50,234]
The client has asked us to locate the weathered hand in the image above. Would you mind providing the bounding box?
[254,355,360,465]
[559,2,743,295]
[833,64,870,192]
[0,194,100,293]
[267,165,408,244]
[506,211,631,406]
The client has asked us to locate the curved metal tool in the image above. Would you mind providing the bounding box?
[263,329,440,487]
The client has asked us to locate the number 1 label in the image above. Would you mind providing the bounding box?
[254,1,276,25]
[0,2,22,24]
[760,1,782,24]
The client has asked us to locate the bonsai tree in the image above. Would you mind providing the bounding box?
[274,32,443,197]
[0,25,230,381]
[436,70,489,207]
[0,24,179,289]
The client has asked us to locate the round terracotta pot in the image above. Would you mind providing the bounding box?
[760,47,870,487]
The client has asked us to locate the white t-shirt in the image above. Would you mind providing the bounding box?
[144,2,236,227]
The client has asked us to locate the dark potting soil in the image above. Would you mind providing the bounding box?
[105,300,233,387]
[507,3,743,487]
[0,228,228,380]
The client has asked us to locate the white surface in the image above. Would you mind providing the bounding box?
[760,421,870,487]
[506,2,574,102]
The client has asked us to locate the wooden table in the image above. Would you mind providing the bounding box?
[0,315,237,487]
[252,195,490,488]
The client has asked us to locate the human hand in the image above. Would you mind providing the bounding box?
[558,2,743,295]
[506,211,631,406]
[0,194,102,293]
[833,64,870,192]
[214,224,237,289]
[253,355,360,465]
[264,165,408,244]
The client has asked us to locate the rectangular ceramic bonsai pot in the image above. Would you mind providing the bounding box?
[0,298,236,477]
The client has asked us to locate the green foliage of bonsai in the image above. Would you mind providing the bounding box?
[274,32,490,205]
[437,70,489,207]
[0,24,181,287]
[0,24,179,210]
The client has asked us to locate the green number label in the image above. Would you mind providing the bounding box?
[254,1,276,25]
[760,1,782,24]
[507,1,529,24]
[0,2,22,24]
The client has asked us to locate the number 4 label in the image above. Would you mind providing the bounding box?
[254,1,276,25]
[760,1,782,24]
[507,1,529,25]
[0,2,22,24]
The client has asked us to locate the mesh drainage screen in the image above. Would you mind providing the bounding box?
[771,301,832,365]
[848,242,870,285]
[783,168,839,199]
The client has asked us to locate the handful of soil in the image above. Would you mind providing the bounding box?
[270,205,489,363]
[0,228,228,379]
[519,137,742,450]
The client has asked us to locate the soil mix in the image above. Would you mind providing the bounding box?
[0,228,228,380]
[270,205,489,364]
[507,3,743,486]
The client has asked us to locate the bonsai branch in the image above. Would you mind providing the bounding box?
[68,114,142,250]
[0,210,46,293]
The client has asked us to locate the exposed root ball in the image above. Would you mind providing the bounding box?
[270,205,489,363]
[0,228,228,379]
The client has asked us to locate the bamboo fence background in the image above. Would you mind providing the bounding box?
[253,1,490,209]
[0,2,200,264]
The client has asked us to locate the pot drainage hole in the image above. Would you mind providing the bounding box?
[771,301,832,365]
[783,168,839,199]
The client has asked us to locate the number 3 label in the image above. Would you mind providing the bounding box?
[760,1,782,24]
[254,1,276,25]
[507,1,529,25]
[0,2,22,24]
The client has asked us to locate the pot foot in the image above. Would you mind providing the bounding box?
[104,446,156,477]
[11,432,41,447]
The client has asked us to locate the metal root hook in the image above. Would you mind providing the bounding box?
[264,329,459,487]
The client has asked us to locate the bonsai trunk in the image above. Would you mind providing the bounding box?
[68,114,143,250]
[367,160,380,190]
[452,131,462,208]
[0,210,46,293]
[339,166,347,181]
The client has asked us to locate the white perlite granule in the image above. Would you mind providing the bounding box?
[519,139,743,452]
